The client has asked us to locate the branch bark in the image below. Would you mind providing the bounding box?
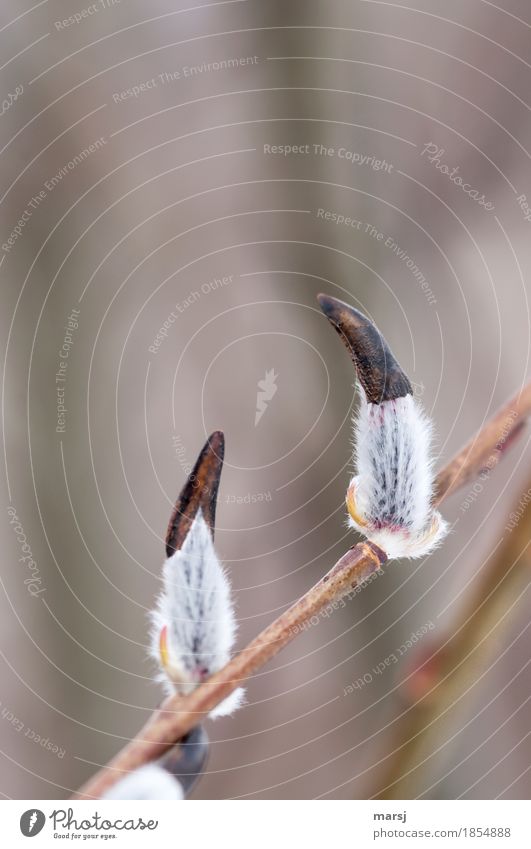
[372,474,531,799]
[434,381,531,505]
[73,381,531,800]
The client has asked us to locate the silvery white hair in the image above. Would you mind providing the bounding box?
[103,765,184,800]
[150,511,244,716]
[348,387,448,558]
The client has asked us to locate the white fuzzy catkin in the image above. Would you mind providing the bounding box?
[103,765,184,800]
[348,388,448,559]
[150,511,244,715]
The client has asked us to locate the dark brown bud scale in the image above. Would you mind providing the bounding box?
[317,293,412,404]
[166,431,224,557]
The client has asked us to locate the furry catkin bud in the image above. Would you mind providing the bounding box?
[317,293,448,559]
[347,387,448,558]
[150,510,244,716]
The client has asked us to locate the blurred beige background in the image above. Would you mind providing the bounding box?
[0,0,530,799]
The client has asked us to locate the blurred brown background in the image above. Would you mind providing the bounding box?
[0,0,530,799]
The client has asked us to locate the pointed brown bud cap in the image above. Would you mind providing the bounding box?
[166,431,224,557]
[317,294,412,404]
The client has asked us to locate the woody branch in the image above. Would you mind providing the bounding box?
[74,386,531,799]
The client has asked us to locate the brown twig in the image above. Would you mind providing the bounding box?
[73,371,531,800]
[372,474,531,799]
[434,382,531,505]
[74,541,387,799]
